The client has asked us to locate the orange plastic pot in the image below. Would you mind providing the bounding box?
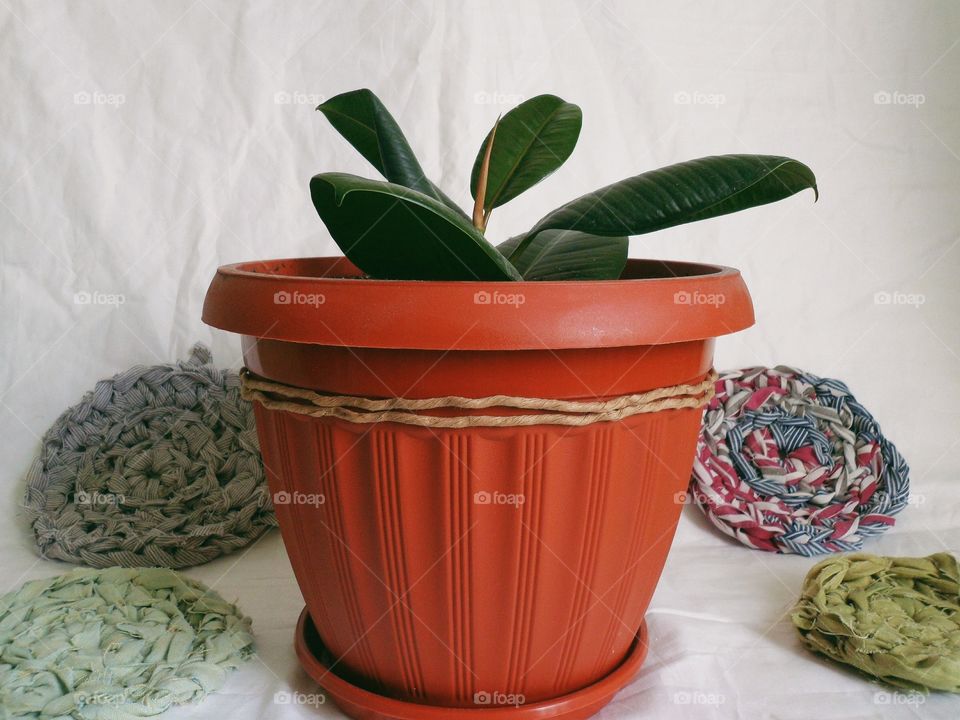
[203,257,753,719]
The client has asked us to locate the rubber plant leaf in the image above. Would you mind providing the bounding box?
[317,88,468,218]
[509,154,818,263]
[497,231,628,281]
[310,173,522,281]
[470,94,582,212]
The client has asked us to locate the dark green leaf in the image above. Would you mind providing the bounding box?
[470,94,582,211]
[498,231,627,280]
[510,154,817,261]
[317,89,468,218]
[310,173,521,281]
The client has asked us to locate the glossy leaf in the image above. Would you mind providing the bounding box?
[310,173,521,281]
[470,95,582,212]
[498,231,628,281]
[317,89,468,218]
[510,154,817,261]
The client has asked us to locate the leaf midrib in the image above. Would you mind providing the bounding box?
[684,160,810,220]
[319,176,484,239]
[539,159,814,236]
[319,106,382,166]
[486,102,571,209]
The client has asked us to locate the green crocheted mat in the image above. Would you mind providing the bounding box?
[0,567,254,719]
[792,552,960,692]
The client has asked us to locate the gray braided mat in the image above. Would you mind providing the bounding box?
[23,345,276,569]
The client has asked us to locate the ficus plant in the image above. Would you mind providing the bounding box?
[311,89,817,281]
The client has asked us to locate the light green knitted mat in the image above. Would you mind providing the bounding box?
[0,567,254,719]
[792,552,960,692]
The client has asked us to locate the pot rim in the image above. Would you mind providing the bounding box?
[203,256,754,351]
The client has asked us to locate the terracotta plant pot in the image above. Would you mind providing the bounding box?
[203,256,753,720]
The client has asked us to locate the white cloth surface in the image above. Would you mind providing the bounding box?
[2,1,959,718]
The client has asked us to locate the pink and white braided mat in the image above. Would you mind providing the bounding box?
[690,366,910,555]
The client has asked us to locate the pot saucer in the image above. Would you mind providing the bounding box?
[293,607,648,720]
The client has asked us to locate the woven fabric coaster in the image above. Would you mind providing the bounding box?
[690,366,910,555]
[23,344,277,569]
[792,553,960,692]
[0,566,254,718]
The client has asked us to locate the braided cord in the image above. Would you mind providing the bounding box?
[241,368,718,428]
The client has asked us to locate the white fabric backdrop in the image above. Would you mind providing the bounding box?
[2,1,959,717]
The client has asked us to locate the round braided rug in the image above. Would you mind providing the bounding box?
[791,552,960,692]
[690,366,910,555]
[0,566,254,718]
[23,345,276,569]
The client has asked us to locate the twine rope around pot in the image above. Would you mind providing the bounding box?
[240,368,718,428]
[23,345,276,569]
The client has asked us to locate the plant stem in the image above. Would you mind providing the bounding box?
[472,117,499,232]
